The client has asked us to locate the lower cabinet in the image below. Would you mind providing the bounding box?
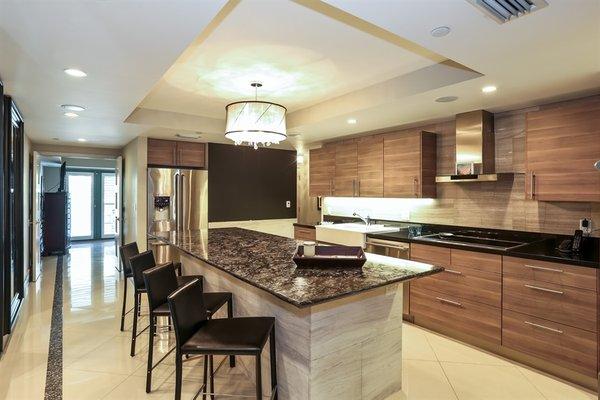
[294,225,316,241]
[410,245,599,384]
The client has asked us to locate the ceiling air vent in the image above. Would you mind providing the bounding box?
[467,0,548,23]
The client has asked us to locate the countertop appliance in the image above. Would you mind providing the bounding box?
[147,168,208,264]
[365,236,411,319]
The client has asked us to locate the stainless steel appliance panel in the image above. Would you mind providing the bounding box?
[179,169,208,231]
[365,237,412,319]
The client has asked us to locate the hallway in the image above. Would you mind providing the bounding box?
[0,241,596,399]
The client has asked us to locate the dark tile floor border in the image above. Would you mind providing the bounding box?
[44,255,63,400]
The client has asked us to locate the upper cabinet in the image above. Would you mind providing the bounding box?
[309,145,335,197]
[308,130,437,198]
[333,140,358,197]
[525,96,600,202]
[357,136,384,197]
[147,139,207,169]
[383,131,437,198]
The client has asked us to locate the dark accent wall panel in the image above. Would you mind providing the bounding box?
[208,143,297,222]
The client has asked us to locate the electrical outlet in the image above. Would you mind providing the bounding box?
[580,218,592,235]
[286,200,291,208]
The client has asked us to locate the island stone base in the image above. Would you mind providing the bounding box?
[180,253,404,400]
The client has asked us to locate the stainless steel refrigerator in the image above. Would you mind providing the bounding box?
[147,168,208,264]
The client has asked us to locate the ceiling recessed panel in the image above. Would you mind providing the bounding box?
[139,0,439,117]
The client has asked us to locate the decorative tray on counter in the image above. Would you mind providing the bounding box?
[293,245,367,269]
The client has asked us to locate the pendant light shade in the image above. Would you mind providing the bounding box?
[225,83,287,149]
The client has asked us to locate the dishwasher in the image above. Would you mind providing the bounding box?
[365,237,412,320]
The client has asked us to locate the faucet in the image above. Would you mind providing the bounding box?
[353,212,371,226]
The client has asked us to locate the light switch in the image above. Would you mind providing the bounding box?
[286,201,291,208]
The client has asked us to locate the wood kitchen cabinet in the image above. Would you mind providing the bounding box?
[525,96,600,202]
[333,140,358,197]
[357,135,384,197]
[309,145,335,197]
[383,131,437,198]
[147,138,206,168]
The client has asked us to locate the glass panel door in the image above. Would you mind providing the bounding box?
[101,172,117,238]
[67,172,94,240]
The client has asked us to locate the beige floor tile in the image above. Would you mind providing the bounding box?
[386,360,458,400]
[402,323,438,361]
[63,328,117,366]
[102,374,205,400]
[425,332,511,366]
[441,363,545,400]
[0,365,47,400]
[63,368,129,400]
[69,334,146,375]
[517,366,597,400]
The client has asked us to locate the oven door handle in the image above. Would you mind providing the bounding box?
[365,239,409,250]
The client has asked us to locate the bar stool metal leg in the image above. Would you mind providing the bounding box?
[130,292,139,356]
[209,355,215,400]
[227,298,236,368]
[120,278,128,331]
[270,327,278,400]
[255,353,262,400]
[202,355,209,400]
[175,351,183,400]
[146,315,155,393]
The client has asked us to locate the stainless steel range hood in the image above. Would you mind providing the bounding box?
[436,110,507,183]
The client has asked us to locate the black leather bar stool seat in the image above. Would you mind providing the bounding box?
[168,279,277,400]
[118,242,182,332]
[142,261,234,393]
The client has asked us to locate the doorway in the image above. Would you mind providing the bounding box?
[66,169,116,241]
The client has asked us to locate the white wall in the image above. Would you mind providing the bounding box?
[122,137,147,250]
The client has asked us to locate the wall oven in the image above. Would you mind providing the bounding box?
[365,237,412,320]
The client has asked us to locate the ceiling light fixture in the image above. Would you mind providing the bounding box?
[435,96,458,103]
[77,138,87,142]
[347,118,357,124]
[225,82,287,150]
[430,26,451,37]
[61,104,86,112]
[482,85,497,93]
[64,112,79,118]
[175,132,201,139]
[64,68,87,78]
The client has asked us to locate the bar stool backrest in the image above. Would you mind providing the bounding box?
[130,250,157,291]
[119,242,139,276]
[167,280,208,348]
[142,263,179,312]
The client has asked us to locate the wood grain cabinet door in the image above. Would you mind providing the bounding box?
[383,131,437,198]
[309,146,335,197]
[176,142,206,169]
[357,136,384,197]
[147,138,177,167]
[333,140,358,197]
[525,96,600,202]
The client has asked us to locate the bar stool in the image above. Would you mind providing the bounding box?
[168,279,277,400]
[129,250,193,357]
[118,242,182,332]
[142,262,234,393]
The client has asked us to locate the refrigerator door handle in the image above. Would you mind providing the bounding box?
[180,172,186,230]
[174,171,180,231]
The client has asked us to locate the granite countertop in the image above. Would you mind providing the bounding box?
[149,228,443,308]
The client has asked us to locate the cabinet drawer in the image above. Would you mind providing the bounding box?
[503,310,597,377]
[412,267,501,307]
[503,276,597,332]
[411,287,501,344]
[410,244,450,267]
[504,256,597,291]
[294,226,316,241]
[451,249,501,275]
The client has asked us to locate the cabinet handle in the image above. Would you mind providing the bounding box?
[444,269,463,275]
[435,297,463,307]
[524,284,564,295]
[353,179,356,197]
[524,321,563,334]
[413,177,419,197]
[529,171,536,199]
[357,180,361,197]
[524,264,563,273]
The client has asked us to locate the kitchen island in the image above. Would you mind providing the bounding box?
[150,228,443,400]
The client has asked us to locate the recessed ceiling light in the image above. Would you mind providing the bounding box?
[64,68,87,78]
[435,96,458,103]
[347,118,357,124]
[77,138,87,142]
[52,137,60,141]
[482,85,497,93]
[61,104,86,112]
[175,132,201,139]
[64,112,79,118]
[431,26,451,37]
